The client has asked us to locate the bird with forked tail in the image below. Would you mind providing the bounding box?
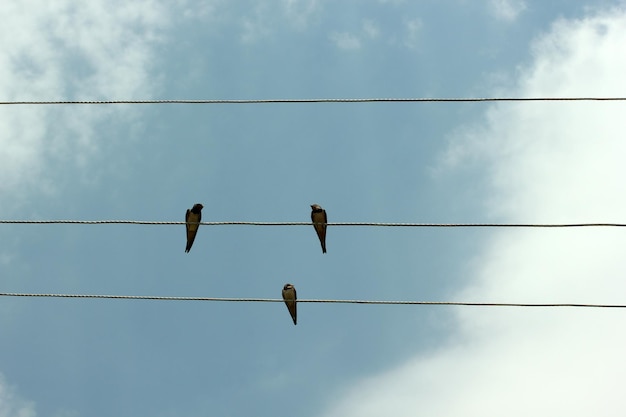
[185,203,204,253]
[310,204,327,254]
[282,283,297,325]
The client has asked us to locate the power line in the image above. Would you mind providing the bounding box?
[1,220,626,227]
[0,292,623,308]
[1,97,625,105]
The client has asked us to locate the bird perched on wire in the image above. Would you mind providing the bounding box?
[310,204,327,253]
[185,203,204,252]
[282,283,297,325]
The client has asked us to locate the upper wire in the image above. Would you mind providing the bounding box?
[1,97,626,105]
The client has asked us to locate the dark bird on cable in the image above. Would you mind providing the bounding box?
[282,283,297,325]
[310,204,327,253]
[185,203,204,253]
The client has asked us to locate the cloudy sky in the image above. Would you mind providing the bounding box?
[2,1,626,416]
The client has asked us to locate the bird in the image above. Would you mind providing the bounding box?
[185,203,204,252]
[282,283,297,325]
[310,204,327,253]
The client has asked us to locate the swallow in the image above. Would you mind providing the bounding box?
[282,283,297,325]
[310,204,327,253]
[185,203,204,252]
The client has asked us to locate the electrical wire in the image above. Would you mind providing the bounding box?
[0,292,624,308]
[1,220,626,227]
[1,97,625,105]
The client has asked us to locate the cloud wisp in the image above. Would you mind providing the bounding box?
[0,0,169,207]
[0,373,36,417]
[488,0,527,21]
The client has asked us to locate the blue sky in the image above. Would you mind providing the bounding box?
[2,1,626,416]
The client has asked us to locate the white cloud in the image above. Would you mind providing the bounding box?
[403,18,422,48]
[489,0,527,21]
[0,373,36,417]
[282,0,320,29]
[178,0,223,20]
[329,20,381,50]
[322,8,626,417]
[240,0,321,43]
[241,3,272,43]
[0,0,169,210]
[362,19,380,39]
[329,31,362,50]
